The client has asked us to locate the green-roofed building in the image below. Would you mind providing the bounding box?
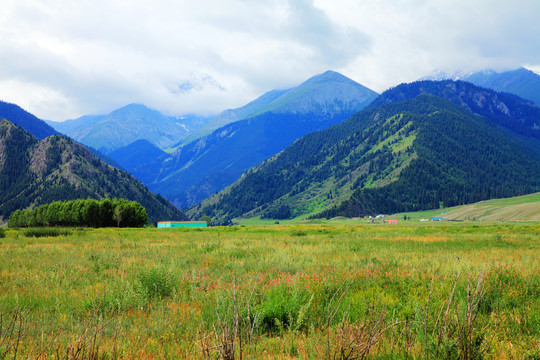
[157,221,207,228]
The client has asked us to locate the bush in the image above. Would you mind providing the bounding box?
[138,267,176,299]
[0,227,5,238]
[291,229,307,237]
[23,227,72,238]
[256,285,313,334]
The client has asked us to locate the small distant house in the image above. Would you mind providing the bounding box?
[388,219,398,224]
[157,221,208,228]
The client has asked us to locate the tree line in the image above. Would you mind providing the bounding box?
[8,198,148,228]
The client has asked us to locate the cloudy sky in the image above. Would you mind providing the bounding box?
[1,0,539,121]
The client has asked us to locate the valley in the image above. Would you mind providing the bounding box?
[2,3,540,359]
[35,69,540,224]
[1,67,540,360]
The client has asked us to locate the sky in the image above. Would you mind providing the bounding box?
[1,0,540,121]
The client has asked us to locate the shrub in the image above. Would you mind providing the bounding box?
[0,227,5,238]
[138,267,176,299]
[256,285,313,334]
[291,230,307,237]
[23,227,72,238]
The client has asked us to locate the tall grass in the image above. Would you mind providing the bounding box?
[0,223,538,358]
[22,227,72,238]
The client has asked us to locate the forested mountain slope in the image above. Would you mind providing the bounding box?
[189,95,540,224]
[0,120,186,223]
[371,80,540,140]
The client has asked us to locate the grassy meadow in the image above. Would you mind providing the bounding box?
[0,223,539,359]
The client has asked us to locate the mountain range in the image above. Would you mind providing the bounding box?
[463,68,540,107]
[369,80,540,157]
[189,80,540,224]
[47,104,212,154]
[131,70,379,208]
[179,70,379,145]
[0,119,187,223]
[4,67,540,225]
[425,67,540,107]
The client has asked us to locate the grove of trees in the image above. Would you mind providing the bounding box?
[8,198,148,228]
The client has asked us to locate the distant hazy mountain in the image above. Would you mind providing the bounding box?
[47,114,105,135]
[178,90,288,145]
[108,139,166,173]
[190,89,540,224]
[0,119,187,223]
[463,68,540,107]
[422,67,540,107]
[0,100,57,139]
[179,70,377,145]
[133,70,379,208]
[47,104,212,154]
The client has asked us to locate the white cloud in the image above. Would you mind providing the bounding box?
[0,0,538,120]
[317,0,540,92]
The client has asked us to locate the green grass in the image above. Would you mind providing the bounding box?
[0,223,539,358]
[391,192,540,222]
[22,227,73,238]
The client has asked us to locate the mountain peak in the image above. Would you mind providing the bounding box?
[113,103,155,115]
[180,71,378,145]
[302,70,358,85]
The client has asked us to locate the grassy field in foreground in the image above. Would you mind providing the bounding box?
[0,223,539,359]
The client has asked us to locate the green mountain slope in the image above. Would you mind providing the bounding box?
[369,79,540,158]
[189,95,540,224]
[0,120,187,223]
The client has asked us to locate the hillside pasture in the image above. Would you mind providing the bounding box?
[442,192,540,221]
